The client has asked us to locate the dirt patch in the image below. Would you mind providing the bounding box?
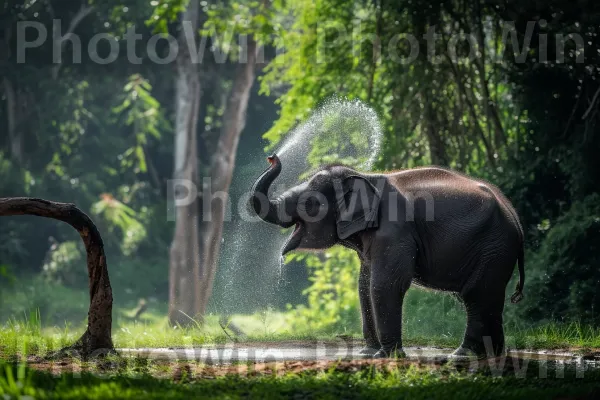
[18,341,600,381]
[24,357,445,379]
[24,353,546,381]
[166,338,369,350]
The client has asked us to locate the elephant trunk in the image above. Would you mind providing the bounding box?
[249,154,284,225]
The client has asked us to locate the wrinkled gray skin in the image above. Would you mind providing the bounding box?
[250,155,524,359]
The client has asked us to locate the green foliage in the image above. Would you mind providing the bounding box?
[0,276,89,326]
[0,363,36,399]
[402,288,465,341]
[284,246,361,333]
[146,0,191,33]
[0,265,15,286]
[522,194,600,324]
[45,80,92,179]
[204,0,276,51]
[110,256,170,304]
[91,194,148,256]
[1,254,169,326]
[260,0,528,175]
[0,227,27,269]
[262,0,600,335]
[1,357,600,399]
[261,0,369,146]
[113,74,165,174]
[41,241,86,288]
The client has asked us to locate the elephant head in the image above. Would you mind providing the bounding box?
[249,154,381,255]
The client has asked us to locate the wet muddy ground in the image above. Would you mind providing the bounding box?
[21,341,600,381]
[120,340,600,367]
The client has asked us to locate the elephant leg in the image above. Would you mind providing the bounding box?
[358,261,379,354]
[455,286,506,358]
[370,243,415,358]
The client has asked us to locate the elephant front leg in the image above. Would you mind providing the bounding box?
[358,261,379,355]
[369,244,415,358]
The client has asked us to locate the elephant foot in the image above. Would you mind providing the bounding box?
[451,347,480,360]
[359,345,380,356]
[373,347,407,359]
[452,345,505,360]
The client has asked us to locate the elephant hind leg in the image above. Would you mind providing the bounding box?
[455,286,506,358]
[454,242,516,358]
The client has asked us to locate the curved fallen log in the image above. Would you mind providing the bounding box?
[0,197,114,357]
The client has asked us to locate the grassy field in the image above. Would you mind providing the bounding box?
[2,310,600,358]
[1,356,600,399]
[2,311,600,399]
[6,274,599,352]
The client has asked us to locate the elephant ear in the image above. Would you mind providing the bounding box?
[334,175,381,240]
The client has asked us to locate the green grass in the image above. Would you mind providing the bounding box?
[2,310,600,399]
[2,309,600,360]
[1,357,600,399]
[6,272,599,352]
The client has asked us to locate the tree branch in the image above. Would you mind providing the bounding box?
[51,2,95,79]
[581,85,600,121]
[0,197,114,358]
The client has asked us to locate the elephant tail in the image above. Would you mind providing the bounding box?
[510,247,525,304]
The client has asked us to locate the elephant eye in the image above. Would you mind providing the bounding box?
[305,197,320,211]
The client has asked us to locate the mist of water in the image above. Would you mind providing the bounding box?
[275,97,382,182]
[214,97,383,315]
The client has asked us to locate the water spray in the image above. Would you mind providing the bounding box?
[216,97,383,315]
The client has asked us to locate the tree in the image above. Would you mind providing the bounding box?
[168,0,203,325]
[0,198,113,357]
[196,36,260,313]
[167,0,266,323]
[261,0,522,174]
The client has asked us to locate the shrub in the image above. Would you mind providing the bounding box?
[41,240,87,287]
[284,246,361,334]
[522,194,600,324]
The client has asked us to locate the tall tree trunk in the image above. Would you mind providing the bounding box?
[2,77,24,165]
[196,37,260,314]
[1,23,23,165]
[473,0,506,149]
[423,97,448,166]
[0,198,113,357]
[168,0,203,326]
[412,12,448,166]
[443,51,496,167]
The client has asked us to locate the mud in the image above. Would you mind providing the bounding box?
[119,340,600,367]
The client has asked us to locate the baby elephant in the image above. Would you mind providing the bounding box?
[250,154,524,358]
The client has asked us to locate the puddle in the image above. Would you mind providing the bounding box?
[119,343,600,367]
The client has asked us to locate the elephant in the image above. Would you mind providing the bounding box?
[249,154,524,359]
